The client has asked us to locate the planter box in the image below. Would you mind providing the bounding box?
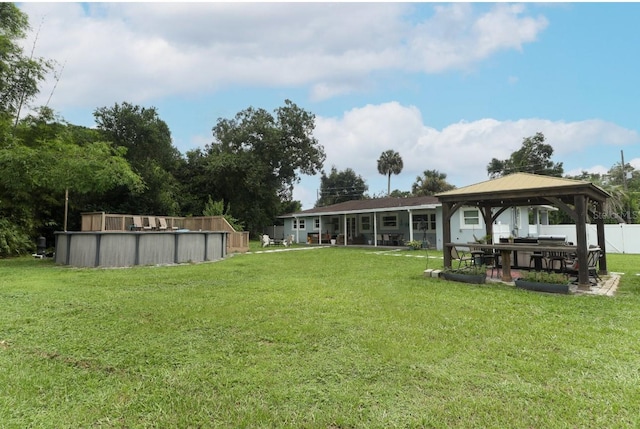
[514,279,570,294]
[442,272,486,284]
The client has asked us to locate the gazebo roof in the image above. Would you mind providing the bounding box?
[436,173,610,205]
[438,173,610,287]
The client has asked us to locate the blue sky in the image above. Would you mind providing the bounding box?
[18,2,640,209]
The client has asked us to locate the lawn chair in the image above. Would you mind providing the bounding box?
[451,247,473,269]
[283,234,295,247]
[157,217,168,231]
[143,216,157,231]
[131,216,143,231]
[262,234,273,247]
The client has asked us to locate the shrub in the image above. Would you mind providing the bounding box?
[445,264,487,276]
[0,218,34,257]
[519,270,568,284]
[405,240,422,250]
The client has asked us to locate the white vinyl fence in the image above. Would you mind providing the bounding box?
[535,224,640,254]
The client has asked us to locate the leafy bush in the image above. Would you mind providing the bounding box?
[445,264,487,276]
[202,195,244,231]
[405,240,422,250]
[0,218,33,257]
[519,270,568,284]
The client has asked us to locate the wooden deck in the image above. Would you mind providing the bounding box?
[80,212,249,253]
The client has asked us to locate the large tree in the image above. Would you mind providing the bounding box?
[412,169,455,196]
[0,108,142,253]
[377,149,403,196]
[487,132,563,179]
[316,166,368,207]
[567,161,639,224]
[93,102,183,216]
[0,3,52,121]
[192,100,325,234]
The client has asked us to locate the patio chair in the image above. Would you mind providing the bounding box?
[488,249,501,278]
[157,217,168,231]
[529,251,546,271]
[565,247,601,284]
[480,247,496,266]
[451,247,473,269]
[131,216,143,231]
[546,249,569,273]
[143,216,157,231]
[585,247,602,283]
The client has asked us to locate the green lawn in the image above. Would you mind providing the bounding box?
[1,246,640,428]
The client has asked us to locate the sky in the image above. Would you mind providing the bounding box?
[16,2,640,210]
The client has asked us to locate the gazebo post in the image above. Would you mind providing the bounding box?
[480,204,494,243]
[574,195,590,288]
[595,203,608,274]
[442,202,452,269]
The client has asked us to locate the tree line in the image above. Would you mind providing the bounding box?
[2,4,637,257]
[0,4,326,256]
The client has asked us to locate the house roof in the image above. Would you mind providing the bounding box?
[436,173,610,205]
[280,195,440,218]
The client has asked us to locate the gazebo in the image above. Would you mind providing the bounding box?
[436,173,611,288]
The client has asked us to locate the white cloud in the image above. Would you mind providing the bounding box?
[19,3,548,110]
[292,102,640,209]
[405,3,548,73]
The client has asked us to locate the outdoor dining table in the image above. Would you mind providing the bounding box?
[447,242,578,282]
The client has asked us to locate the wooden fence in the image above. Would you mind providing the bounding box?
[81,212,249,253]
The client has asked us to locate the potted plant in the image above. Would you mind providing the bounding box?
[514,271,571,294]
[473,234,492,244]
[442,264,487,284]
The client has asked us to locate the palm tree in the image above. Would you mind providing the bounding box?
[411,169,455,196]
[377,150,403,196]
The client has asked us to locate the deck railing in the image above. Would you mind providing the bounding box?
[80,212,249,253]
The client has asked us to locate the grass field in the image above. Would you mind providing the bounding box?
[1,245,640,428]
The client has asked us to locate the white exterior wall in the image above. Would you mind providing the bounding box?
[447,206,524,246]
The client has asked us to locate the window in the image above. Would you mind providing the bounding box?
[314,218,320,230]
[293,219,306,230]
[461,209,480,228]
[360,215,371,232]
[330,217,339,234]
[413,212,437,231]
[382,214,398,228]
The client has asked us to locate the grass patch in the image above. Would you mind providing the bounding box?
[1,246,640,427]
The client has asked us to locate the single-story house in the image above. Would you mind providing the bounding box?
[279,195,555,249]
